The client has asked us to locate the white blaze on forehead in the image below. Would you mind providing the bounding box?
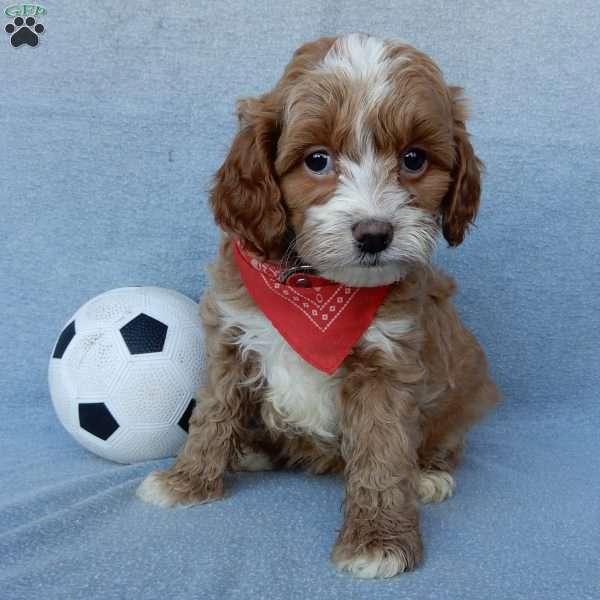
[321,33,390,89]
[320,33,393,150]
[337,147,398,217]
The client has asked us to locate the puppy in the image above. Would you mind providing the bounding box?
[137,33,500,579]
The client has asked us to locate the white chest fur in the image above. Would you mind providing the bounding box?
[217,299,344,439]
[217,298,414,440]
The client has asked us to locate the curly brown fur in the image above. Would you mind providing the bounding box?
[137,33,500,578]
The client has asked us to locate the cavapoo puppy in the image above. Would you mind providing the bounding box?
[137,33,500,579]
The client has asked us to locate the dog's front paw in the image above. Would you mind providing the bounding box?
[332,531,423,579]
[136,470,225,508]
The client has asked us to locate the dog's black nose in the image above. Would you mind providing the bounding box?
[352,220,393,254]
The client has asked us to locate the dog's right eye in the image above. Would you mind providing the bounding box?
[304,150,334,175]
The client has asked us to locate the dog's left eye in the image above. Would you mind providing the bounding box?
[304,150,334,175]
[400,148,428,174]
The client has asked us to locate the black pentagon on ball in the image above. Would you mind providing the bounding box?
[53,321,76,359]
[79,402,119,440]
[178,398,196,433]
[120,313,168,354]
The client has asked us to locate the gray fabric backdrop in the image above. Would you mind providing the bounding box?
[1,1,598,598]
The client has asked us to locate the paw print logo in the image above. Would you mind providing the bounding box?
[5,16,44,47]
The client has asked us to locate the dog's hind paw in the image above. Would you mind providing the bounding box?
[416,470,455,504]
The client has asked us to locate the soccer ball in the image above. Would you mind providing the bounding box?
[48,287,205,464]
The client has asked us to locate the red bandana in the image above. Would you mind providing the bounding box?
[233,242,392,374]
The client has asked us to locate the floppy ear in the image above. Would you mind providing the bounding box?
[440,87,483,247]
[210,96,287,258]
